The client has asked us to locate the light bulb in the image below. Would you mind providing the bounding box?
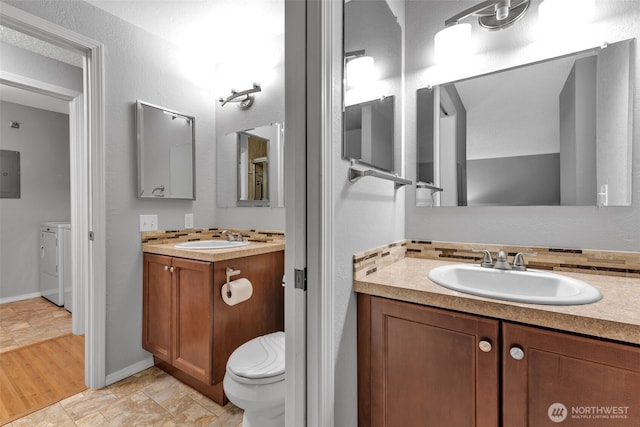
[346,56,376,87]
[434,23,472,64]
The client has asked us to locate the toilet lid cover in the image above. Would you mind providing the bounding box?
[227,331,285,380]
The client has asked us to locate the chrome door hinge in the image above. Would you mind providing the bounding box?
[89,231,94,241]
[294,268,307,291]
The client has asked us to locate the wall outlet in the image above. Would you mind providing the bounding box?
[185,213,194,229]
[139,214,158,232]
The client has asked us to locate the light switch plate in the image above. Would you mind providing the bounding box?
[185,213,194,229]
[139,214,158,232]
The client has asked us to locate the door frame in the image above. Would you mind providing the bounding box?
[0,3,107,388]
[287,0,340,425]
[0,71,84,334]
[284,0,308,425]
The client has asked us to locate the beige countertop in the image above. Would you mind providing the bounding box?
[354,257,640,345]
[142,241,284,262]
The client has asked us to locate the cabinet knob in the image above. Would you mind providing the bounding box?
[478,340,492,353]
[164,265,169,271]
[510,346,525,360]
[170,266,175,273]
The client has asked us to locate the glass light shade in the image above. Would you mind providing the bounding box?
[538,0,595,27]
[434,23,472,64]
[346,56,376,87]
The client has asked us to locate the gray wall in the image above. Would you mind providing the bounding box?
[405,0,640,251]
[4,0,217,376]
[214,33,285,231]
[0,101,70,300]
[334,1,406,425]
[468,153,560,206]
[0,38,81,302]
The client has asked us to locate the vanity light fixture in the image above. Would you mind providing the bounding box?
[434,0,531,63]
[345,49,376,88]
[219,83,262,110]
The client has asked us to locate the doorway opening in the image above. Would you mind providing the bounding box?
[1,3,107,389]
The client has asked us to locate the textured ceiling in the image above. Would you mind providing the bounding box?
[0,25,83,67]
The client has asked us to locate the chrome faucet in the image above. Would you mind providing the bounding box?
[221,230,244,242]
[493,250,512,270]
[474,249,537,271]
[472,249,494,268]
[512,252,537,271]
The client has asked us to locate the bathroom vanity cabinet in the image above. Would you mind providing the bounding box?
[358,294,640,427]
[143,251,284,405]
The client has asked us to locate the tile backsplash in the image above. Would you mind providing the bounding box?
[354,240,640,279]
[141,228,285,245]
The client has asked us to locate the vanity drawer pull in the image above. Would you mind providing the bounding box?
[510,346,525,360]
[478,340,492,353]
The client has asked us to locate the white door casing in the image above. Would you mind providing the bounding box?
[0,3,107,388]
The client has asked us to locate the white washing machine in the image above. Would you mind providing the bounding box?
[39,221,71,308]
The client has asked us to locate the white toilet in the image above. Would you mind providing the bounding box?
[223,331,285,427]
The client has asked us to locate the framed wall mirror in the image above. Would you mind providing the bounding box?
[136,100,195,199]
[417,39,634,207]
[343,0,401,172]
[217,122,284,208]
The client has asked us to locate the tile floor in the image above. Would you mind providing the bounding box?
[0,298,71,352]
[5,367,243,426]
[1,298,243,426]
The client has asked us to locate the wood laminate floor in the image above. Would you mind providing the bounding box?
[0,298,243,426]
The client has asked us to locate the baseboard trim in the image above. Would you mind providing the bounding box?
[0,292,42,304]
[105,357,154,386]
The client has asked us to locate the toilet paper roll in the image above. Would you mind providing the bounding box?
[222,278,253,306]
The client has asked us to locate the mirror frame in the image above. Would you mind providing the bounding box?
[136,100,196,200]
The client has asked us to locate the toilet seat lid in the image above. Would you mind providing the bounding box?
[227,331,285,383]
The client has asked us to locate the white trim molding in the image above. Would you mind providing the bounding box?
[319,0,337,424]
[305,0,338,425]
[105,357,155,386]
[0,3,107,389]
[0,292,42,305]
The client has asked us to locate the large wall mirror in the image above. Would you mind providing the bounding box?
[417,39,634,207]
[343,0,401,172]
[217,123,284,208]
[136,100,195,199]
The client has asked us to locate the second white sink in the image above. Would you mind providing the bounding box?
[428,264,602,305]
[174,240,250,250]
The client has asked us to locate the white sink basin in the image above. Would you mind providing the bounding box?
[174,240,250,250]
[428,264,602,305]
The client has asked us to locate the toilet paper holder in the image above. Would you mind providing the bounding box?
[225,267,241,298]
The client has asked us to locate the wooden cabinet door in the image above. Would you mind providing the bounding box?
[360,295,499,427]
[212,251,285,384]
[503,322,640,427]
[142,253,173,362]
[172,257,213,384]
